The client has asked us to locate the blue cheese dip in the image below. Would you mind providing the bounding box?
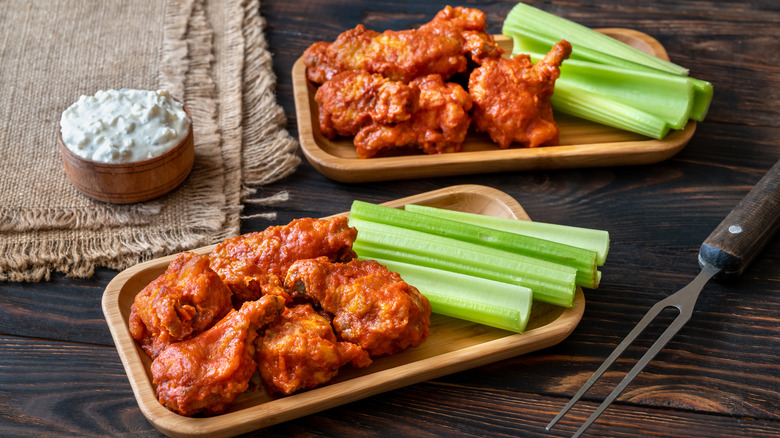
[59,89,191,163]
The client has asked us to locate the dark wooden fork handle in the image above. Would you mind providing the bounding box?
[699,159,780,278]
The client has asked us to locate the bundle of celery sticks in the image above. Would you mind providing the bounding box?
[349,201,609,334]
[503,3,713,139]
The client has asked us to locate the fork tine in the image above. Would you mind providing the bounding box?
[549,266,718,436]
[570,308,691,438]
[545,298,669,430]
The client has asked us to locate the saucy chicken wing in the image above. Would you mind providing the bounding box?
[129,251,233,359]
[468,40,572,148]
[353,74,472,157]
[151,295,285,416]
[285,257,431,357]
[257,303,372,395]
[303,6,503,84]
[315,70,414,139]
[209,217,358,305]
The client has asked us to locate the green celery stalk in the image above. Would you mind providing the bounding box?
[687,78,714,122]
[362,256,532,332]
[505,25,662,73]
[557,56,694,129]
[511,45,694,129]
[551,83,671,139]
[509,33,712,124]
[353,242,574,307]
[502,2,689,76]
[503,3,714,127]
[348,218,578,306]
[350,200,598,287]
[403,204,609,266]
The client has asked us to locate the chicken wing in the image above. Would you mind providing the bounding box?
[129,251,233,359]
[257,303,372,395]
[353,74,472,157]
[209,217,358,305]
[468,40,572,148]
[285,257,431,357]
[151,295,285,416]
[315,70,414,139]
[303,6,503,84]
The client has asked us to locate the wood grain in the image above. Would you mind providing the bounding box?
[1,1,779,437]
[700,159,780,277]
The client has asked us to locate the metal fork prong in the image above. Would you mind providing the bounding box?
[547,265,718,433]
[570,308,691,438]
[551,265,718,437]
[545,299,668,431]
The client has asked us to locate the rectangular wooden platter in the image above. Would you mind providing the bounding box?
[292,29,696,183]
[102,184,585,437]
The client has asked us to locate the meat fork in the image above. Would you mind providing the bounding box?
[547,159,780,438]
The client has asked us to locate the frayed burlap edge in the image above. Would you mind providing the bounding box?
[0,226,218,282]
[240,0,300,208]
[173,0,232,241]
[0,203,165,232]
[0,0,228,282]
[0,0,301,282]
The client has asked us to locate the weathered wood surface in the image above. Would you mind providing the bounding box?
[1,1,778,437]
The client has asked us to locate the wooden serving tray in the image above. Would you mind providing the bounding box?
[292,29,696,183]
[102,185,585,438]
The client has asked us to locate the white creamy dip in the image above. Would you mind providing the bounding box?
[59,89,191,163]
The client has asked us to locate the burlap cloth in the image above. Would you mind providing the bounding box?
[0,0,301,281]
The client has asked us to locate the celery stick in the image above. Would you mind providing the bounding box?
[354,243,574,307]
[502,2,689,76]
[403,204,609,266]
[362,256,532,332]
[350,200,598,286]
[348,218,579,304]
[506,25,668,74]
[538,53,695,129]
[503,3,714,129]
[510,35,709,128]
[552,83,671,139]
[688,78,713,122]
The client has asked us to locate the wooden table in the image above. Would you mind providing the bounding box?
[2,1,778,437]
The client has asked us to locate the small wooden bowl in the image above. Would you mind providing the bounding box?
[58,108,194,204]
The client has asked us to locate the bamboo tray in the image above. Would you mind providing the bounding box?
[102,184,585,438]
[292,29,696,183]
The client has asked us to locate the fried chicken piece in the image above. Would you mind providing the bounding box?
[258,303,372,395]
[353,74,472,158]
[151,295,285,416]
[303,6,503,84]
[432,5,505,65]
[209,217,358,305]
[129,251,233,359]
[285,257,431,357]
[468,40,572,148]
[315,70,414,139]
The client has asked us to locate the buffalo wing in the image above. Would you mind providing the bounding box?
[285,257,431,357]
[469,40,572,148]
[151,295,285,416]
[303,6,503,84]
[257,303,372,395]
[129,252,233,359]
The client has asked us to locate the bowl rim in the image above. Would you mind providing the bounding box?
[58,100,193,168]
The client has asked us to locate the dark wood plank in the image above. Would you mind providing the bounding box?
[1,0,779,436]
[0,336,156,437]
[0,270,116,346]
[1,335,777,438]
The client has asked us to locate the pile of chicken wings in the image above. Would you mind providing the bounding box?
[129,216,431,416]
[304,6,571,157]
